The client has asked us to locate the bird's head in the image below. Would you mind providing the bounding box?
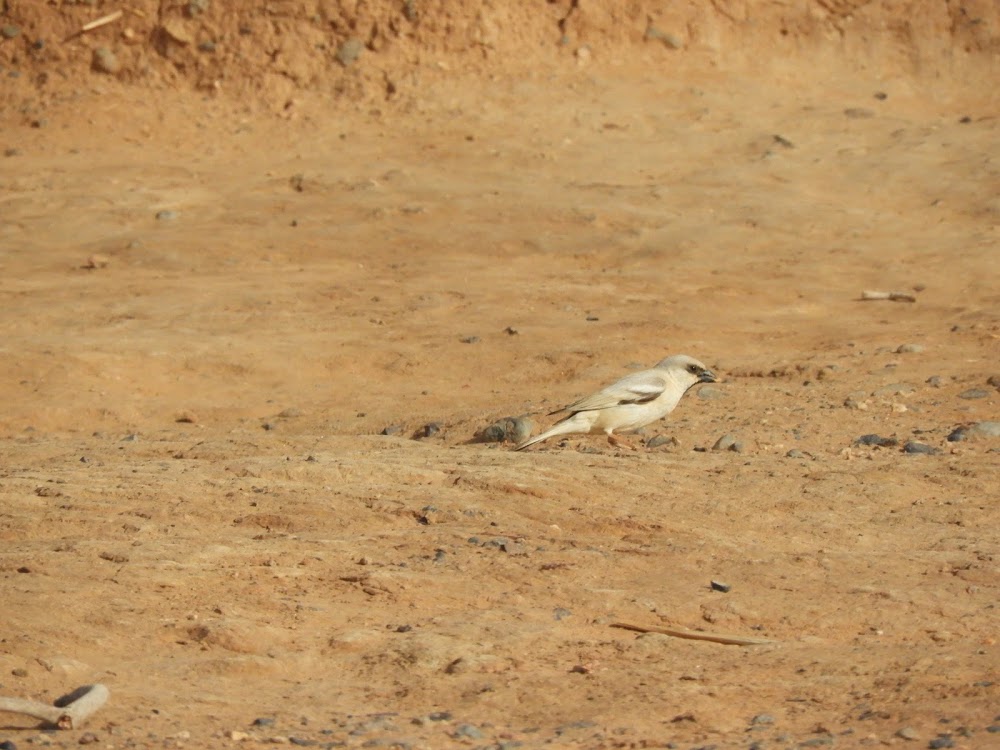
[656,354,718,386]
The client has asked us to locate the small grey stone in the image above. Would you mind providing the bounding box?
[336,37,364,66]
[1,25,20,39]
[460,335,480,344]
[987,375,1000,388]
[855,434,898,447]
[903,440,938,455]
[197,40,216,53]
[926,375,944,387]
[785,449,807,459]
[928,736,955,749]
[969,421,1000,438]
[427,711,452,722]
[710,580,731,593]
[696,385,726,400]
[155,210,178,221]
[252,718,275,727]
[553,607,572,621]
[380,425,403,436]
[874,382,917,397]
[896,343,924,353]
[477,416,533,444]
[947,426,970,442]
[92,47,121,75]
[750,714,775,726]
[646,434,678,449]
[958,388,989,399]
[453,724,482,741]
[712,434,738,451]
[187,0,210,16]
[895,726,920,740]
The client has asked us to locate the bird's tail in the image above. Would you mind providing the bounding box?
[513,418,575,451]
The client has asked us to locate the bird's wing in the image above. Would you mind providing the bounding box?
[561,370,668,413]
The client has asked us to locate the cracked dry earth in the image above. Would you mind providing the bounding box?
[1,66,998,749]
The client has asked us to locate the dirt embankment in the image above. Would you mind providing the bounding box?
[2,0,998,116]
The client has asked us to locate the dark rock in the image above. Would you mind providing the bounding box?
[958,388,989,400]
[0,740,16,750]
[252,718,275,727]
[710,580,731,593]
[476,416,533,444]
[460,335,480,344]
[928,736,955,749]
[903,441,938,455]
[427,711,452,722]
[855,434,898,447]
[751,714,775,726]
[947,427,970,442]
[926,375,944,387]
[412,422,440,439]
[987,375,1000,388]
[380,425,403,436]
[553,607,572,621]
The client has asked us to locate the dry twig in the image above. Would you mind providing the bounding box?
[860,290,917,302]
[611,621,774,646]
[81,10,124,33]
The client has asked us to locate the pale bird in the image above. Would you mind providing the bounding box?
[514,354,717,451]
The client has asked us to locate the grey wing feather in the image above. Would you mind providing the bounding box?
[560,370,667,413]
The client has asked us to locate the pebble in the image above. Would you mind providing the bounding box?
[844,107,875,118]
[380,425,403,436]
[895,726,920,740]
[710,580,731,593]
[928,736,955,749]
[896,343,924,353]
[0,742,15,750]
[77,733,99,745]
[874,382,917,397]
[411,422,440,439]
[696,385,726,400]
[786,449,808,459]
[553,607,572,621]
[91,47,121,75]
[950,421,1000,441]
[854,434,898,448]
[1,25,19,39]
[477,416,533,444]
[751,714,775,726]
[958,388,989,399]
[155,210,178,221]
[926,375,944,387]
[646,434,679,449]
[987,375,1000,388]
[336,37,364,66]
[452,724,483,740]
[252,718,275,727]
[460,335,480,344]
[712,434,743,452]
[903,441,938,455]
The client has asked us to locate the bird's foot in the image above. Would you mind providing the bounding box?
[607,434,638,451]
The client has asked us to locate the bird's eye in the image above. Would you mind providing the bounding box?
[688,364,699,373]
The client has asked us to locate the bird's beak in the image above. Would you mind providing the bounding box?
[699,369,718,384]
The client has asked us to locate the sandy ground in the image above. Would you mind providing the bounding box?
[1,58,999,749]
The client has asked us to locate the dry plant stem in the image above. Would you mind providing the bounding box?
[81,10,123,33]
[0,684,110,729]
[860,290,917,302]
[611,622,774,646]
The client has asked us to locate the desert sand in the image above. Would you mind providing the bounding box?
[1,2,998,748]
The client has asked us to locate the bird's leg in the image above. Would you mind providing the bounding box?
[607,433,638,451]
